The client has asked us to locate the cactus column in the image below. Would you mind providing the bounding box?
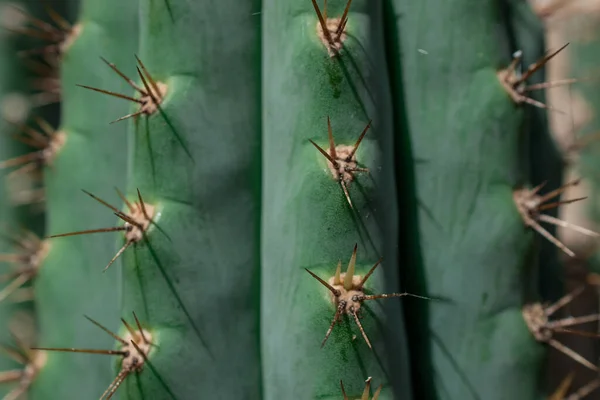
[113,0,262,398]
[30,0,138,397]
[262,1,413,399]
[387,0,547,399]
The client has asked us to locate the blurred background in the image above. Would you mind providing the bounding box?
[528,0,600,397]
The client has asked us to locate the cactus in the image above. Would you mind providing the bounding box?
[387,0,599,399]
[1,0,600,399]
[261,0,416,398]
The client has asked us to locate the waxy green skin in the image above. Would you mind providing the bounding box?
[118,0,262,398]
[387,0,544,398]
[30,0,138,397]
[262,1,411,399]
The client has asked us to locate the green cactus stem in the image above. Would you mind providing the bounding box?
[27,0,138,397]
[261,0,413,398]
[40,0,263,397]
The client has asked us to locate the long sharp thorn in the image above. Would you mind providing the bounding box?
[121,318,138,342]
[310,0,335,47]
[361,377,372,400]
[113,212,139,227]
[0,152,42,169]
[8,328,30,358]
[537,179,580,203]
[114,187,134,212]
[337,18,349,40]
[304,268,340,296]
[41,0,71,31]
[137,189,151,221]
[84,315,127,345]
[11,134,44,149]
[538,214,600,237]
[336,0,353,35]
[548,338,597,371]
[30,347,126,356]
[524,78,579,91]
[76,84,143,104]
[4,385,28,400]
[81,189,123,214]
[547,314,600,329]
[14,119,51,144]
[530,180,547,195]
[538,197,588,211]
[6,163,39,181]
[0,254,20,263]
[100,368,130,400]
[327,116,336,160]
[0,370,22,383]
[358,257,382,290]
[522,95,565,113]
[530,220,575,257]
[517,43,569,85]
[373,385,383,400]
[347,120,371,161]
[545,286,586,316]
[0,272,20,283]
[343,244,357,290]
[568,378,600,400]
[554,328,600,338]
[130,339,149,362]
[352,311,371,348]
[0,274,31,303]
[136,67,159,105]
[362,292,432,301]
[47,226,127,239]
[340,380,348,400]
[7,27,57,41]
[103,242,131,273]
[10,6,56,33]
[134,55,162,99]
[340,180,353,209]
[110,111,144,124]
[347,167,369,174]
[132,312,149,344]
[321,302,343,348]
[333,260,342,285]
[309,139,338,166]
[549,372,574,400]
[0,345,27,365]
[99,57,144,93]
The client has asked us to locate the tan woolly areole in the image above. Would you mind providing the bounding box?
[120,329,152,373]
[21,350,46,384]
[522,303,551,341]
[328,272,364,314]
[18,238,50,277]
[59,23,81,55]
[139,81,168,116]
[43,130,66,167]
[327,144,359,183]
[511,179,599,258]
[316,17,348,56]
[125,203,155,243]
[513,187,542,223]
